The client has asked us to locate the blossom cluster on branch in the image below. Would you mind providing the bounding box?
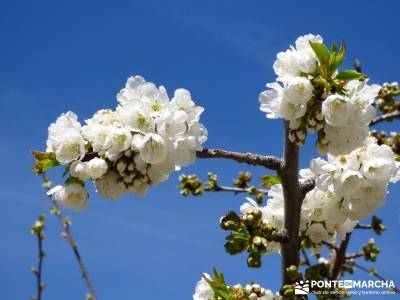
[193,269,275,300]
[259,34,381,155]
[234,137,399,258]
[42,75,207,209]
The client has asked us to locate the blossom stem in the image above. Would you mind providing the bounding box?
[40,174,97,300]
[196,148,282,170]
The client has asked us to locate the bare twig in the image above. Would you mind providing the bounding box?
[370,110,400,126]
[345,252,364,260]
[278,121,302,284]
[31,215,45,300]
[205,185,269,194]
[40,174,97,300]
[355,224,373,230]
[352,261,400,294]
[331,233,351,279]
[196,148,282,171]
[322,241,339,251]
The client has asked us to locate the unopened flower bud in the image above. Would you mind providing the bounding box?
[249,293,257,300]
[289,119,301,130]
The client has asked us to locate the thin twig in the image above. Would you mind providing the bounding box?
[196,148,282,171]
[322,241,339,251]
[40,174,97,300]
[352,261,400,294]
[205,185,269,194]
[370,110,400,126]
[345,252,364,260]
[36,234,44,299]
[302,250,311,266]
[355,224,373,230]
[31,216,45,300]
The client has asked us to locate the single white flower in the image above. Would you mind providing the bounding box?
[193,274,213,300]
[46,112,86,163]
[94,171,127,199]
[105,127,132,160]
[282,77,313,104]
[70,161,90,181]
[138,133,169,164]
[87,157,109,179]
[322,94,351,127]
[307,222,330,244]
[116,103,155,133]
[48,183,88,211]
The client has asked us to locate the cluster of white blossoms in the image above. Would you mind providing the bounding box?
[46,75,207,210]
[240,138,399,250]
[193,274,275,300]
[259,34,381,155]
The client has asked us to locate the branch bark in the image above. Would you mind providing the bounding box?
[370,110,400,126]
[196,148,282,170]
[278,121,303,284]
[33,228,44,300]
[205,185,269,194]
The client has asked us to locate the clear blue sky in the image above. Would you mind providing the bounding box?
[1,0,399,299]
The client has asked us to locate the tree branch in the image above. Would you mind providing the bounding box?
[370,110,400,126]
[355,224,373,230]
[300,178,316,195]
[352,261,400,294]
[331,232,351,279]
[31,217,45,300]
[205,185,269,194]
[196,148,282,171]
[345,252,364,260]
[40,174,97,300]
[278,121,303,284]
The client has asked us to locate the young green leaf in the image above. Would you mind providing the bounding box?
[32,151,59,174]
[260,175,281,188]
[310,42,330,66]
[329,42,346,74]
[336,69,367,80]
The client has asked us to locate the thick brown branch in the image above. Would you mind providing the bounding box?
[300,178,316,195]
[196,148,282,170]
[40,174,97,300]
[331,232,351,279]
[370,110,400,126]
[279,121,302,284]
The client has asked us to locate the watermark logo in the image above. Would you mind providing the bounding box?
[293,279,396,296]
[294,280,310,295]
